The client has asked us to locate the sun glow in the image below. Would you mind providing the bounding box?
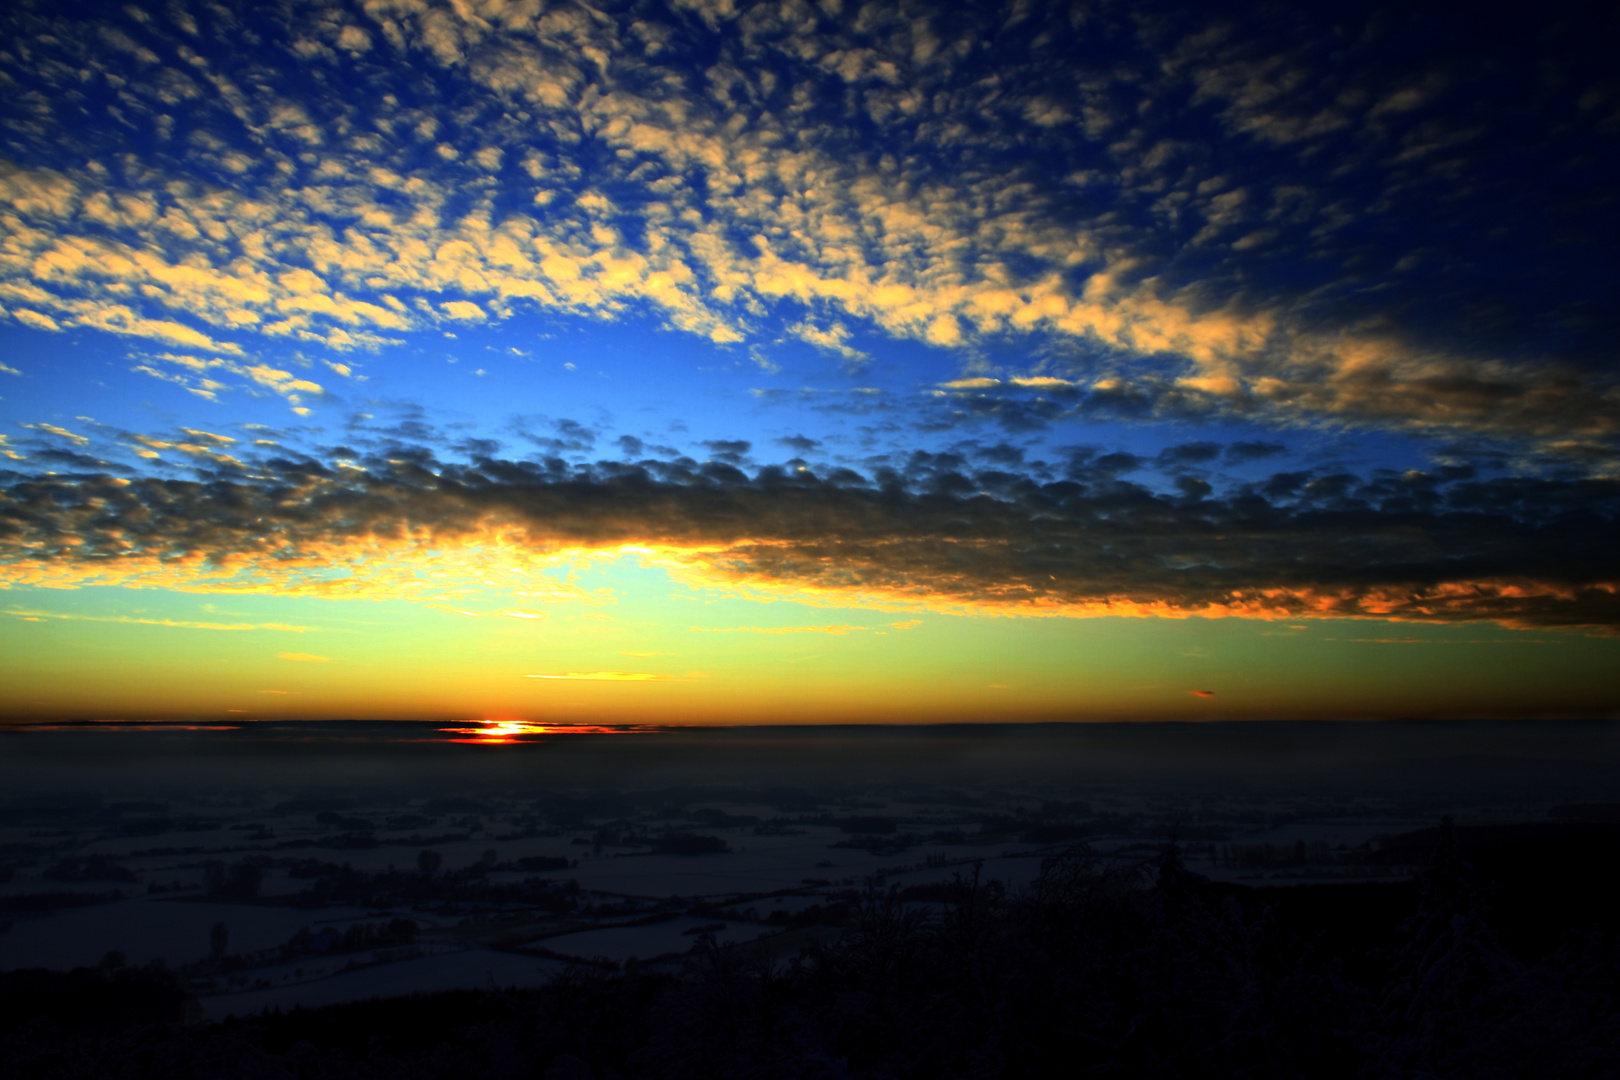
[5,511,1608,631]
[439,718,645,745]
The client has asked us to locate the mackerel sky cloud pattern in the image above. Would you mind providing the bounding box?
[1,0,1618,722]
[1,0,1613,436]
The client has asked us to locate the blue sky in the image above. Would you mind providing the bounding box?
[1,0,1617,721]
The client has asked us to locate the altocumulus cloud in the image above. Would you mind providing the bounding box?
[2,448,1616,631]
[0,0,1614,448]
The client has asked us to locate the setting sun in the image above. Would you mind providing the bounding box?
[439,719,643,745]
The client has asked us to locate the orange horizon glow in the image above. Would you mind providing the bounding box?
[6,539,1618,728]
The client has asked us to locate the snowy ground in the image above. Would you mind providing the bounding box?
[4,720,1614,1018]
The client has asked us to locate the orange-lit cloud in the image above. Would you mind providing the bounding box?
[1189,690,1215,699]
[278,652,331,662]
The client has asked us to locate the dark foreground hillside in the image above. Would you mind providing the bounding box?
[4,821,1616,1079]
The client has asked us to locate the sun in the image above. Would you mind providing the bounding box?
[439,718,642,744]
[440,717,546,744]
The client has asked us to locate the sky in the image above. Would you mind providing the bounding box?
[1,0,1617,724]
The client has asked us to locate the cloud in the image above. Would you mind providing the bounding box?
[21,423,89,446]
[11,309,60,332]
[278,652,331,662]
[0,2,1609,450]
[1188,690,1215,699]
[5,610,308,632]
[922,366,1620,447]
[701,439,752,465]
[517,417,599,455]
[776,435,821,454]
[1156,442,1223,468]
[786,320,869,369]
[2,446,1616,631]
[1226,441,1288,463]
[129,354,325,412]
[179,428,235,446]
[440,301,486,321]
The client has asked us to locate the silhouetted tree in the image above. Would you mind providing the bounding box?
[5,819,1616,1079]
[1367,817,1585,1078]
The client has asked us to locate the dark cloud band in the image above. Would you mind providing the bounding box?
[3,451,1616,629]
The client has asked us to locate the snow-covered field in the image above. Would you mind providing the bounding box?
[3,720,1614,1018]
